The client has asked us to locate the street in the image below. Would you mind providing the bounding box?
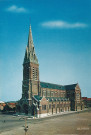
[0,110,91,135]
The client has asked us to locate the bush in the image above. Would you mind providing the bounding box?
[2,104,12,113]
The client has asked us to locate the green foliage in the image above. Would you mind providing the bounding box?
[12,107,16,112]
[2,104,12,112]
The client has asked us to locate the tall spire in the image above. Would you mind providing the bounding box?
[28,25,34,50]
[23,25,38,64]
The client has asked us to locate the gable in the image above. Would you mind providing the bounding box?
[41,97,48,102]
[75,83,81,91]
[33,95,42,101]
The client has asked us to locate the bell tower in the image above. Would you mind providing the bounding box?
[22,25,40,106]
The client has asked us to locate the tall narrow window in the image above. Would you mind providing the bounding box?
[42,105,46,110]
[32,67,35,79]
[49,104,51,109]
[51,92,54,97]
[47,91,50,97]
[43,91,46,96]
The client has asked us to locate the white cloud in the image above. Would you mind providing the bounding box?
[6,5,28,13]
[41,21,87,29]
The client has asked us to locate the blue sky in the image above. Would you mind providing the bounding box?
[0,0,91,101]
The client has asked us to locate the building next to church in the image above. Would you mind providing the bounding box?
[0,101,6,111]
[82,97,91,108]
[19,25,83,117]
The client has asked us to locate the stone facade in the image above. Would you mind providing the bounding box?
[19,25,83,117]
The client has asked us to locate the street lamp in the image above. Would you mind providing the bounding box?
[24,117,28,135]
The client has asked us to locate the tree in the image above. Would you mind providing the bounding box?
[12,107,16,112]
[3,104,11,113]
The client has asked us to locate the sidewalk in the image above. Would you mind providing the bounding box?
[29,108,88,120]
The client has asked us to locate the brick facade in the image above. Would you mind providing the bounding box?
[82,97,91,108]
[19,25,83,117]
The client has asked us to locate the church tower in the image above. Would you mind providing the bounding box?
[22,25,40,106]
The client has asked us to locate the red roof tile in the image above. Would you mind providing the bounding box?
[82,97,87,100]
[87,98,91,101]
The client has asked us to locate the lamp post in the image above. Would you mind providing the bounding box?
[52,99,53,115]
[24,117,28,135]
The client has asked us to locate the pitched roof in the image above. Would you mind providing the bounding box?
[40,82,78,91]
[33,95,42,101]
[7,103,16,105]
[6,101,17,103]
[87,98,91,101]
[40,82,65,90]
[82,97,87,100]
[64,83,77,90]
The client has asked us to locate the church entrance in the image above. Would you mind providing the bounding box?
[22,103,29,114]
[31,104,37,117]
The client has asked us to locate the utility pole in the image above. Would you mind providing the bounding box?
[24,117,28,135]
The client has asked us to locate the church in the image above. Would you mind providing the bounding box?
[19,25,83,117]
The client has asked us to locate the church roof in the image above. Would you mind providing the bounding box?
[40,82,65,90]
[64,84,77,90]
[40,82,78,91]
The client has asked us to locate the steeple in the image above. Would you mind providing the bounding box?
[23,25,38,65]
